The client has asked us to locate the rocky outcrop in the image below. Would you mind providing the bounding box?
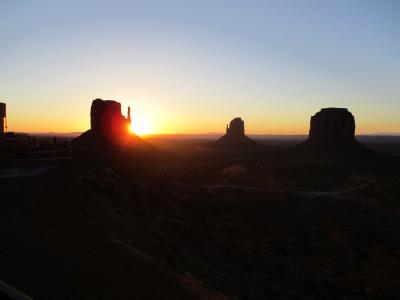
[73,99,143,151]
[90,99,131,139]
[226,118,245,137]
[309,108,355,141]
[72,99,175,161]
[297,108,369,155]
[213,117,260,150]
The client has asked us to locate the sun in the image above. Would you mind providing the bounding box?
[129,116,152,136]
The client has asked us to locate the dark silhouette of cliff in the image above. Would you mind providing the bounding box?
[296,108,370,155]
[72,99,174,161]
[73,99,135,148]
[211,117,260,150]
[90,99,131,138]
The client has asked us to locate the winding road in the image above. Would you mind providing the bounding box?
[173,181,371,196]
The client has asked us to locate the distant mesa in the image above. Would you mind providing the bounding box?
[297,107,370,154]
[212,117,260,149]
[309,108,355,142]
[226,117,245,137]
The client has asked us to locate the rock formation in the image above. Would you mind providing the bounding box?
[213,117,259,150]
[73,99,146,151]
[297,108,369,155]
[72,98,178,161]
[309,108,355,142]
[226,118,245,137]
[90,99,131,140]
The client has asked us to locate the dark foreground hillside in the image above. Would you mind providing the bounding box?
[1,151,400,299]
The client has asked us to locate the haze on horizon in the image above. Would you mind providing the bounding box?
[0,0,399,135]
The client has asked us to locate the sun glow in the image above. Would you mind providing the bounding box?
[130,116,152,135]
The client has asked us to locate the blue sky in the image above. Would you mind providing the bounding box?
[0,0,399,133]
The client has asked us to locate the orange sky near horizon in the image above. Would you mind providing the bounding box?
[5,97,400,136]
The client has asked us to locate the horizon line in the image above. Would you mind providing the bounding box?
[9,131,400,137]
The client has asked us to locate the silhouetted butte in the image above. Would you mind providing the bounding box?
[212,117,260,150]
[296,108,370,155]
[73,99,149,152]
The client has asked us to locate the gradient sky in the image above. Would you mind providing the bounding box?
[1,0,399,134]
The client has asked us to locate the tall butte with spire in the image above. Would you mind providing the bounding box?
[73,98,147,151]
[89,99,131,140]
[213,117,260,150]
